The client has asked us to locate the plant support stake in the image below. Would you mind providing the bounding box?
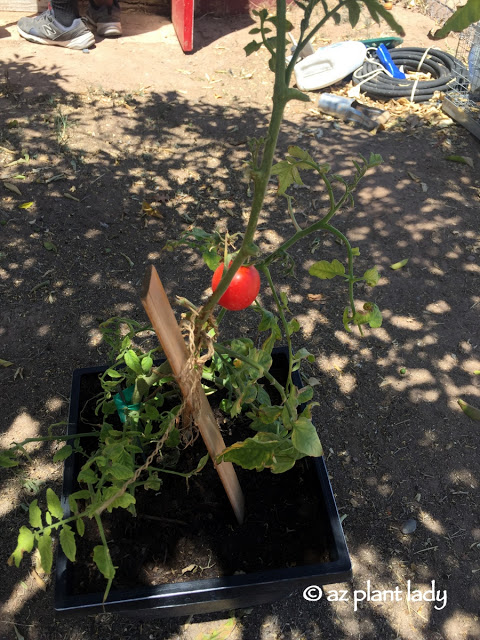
[140,265,245,524]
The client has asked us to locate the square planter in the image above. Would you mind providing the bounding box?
[55,349,351,617]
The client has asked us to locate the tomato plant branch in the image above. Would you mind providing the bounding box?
[195,0,291,327]
[285,0,349,84]
[323,223,356,313]
[260,264,294,393]
[259,160,374,269]
[214,344,288,405]
[9,431,101,451]
[94,513,114,602]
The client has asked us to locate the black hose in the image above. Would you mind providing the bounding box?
[353,47,466,103]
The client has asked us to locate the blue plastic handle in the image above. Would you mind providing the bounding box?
[376,43,406,79]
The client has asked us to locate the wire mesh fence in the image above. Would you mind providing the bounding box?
[425,0,480,127]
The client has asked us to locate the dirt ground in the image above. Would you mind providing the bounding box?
[1,1,480,639]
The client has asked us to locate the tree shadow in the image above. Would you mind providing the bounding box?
[1,56,480,640]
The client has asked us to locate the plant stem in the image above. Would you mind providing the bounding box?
[11,432,101,450]
[195,0,290,328]
[94,513,113,602]
[214,344,287,404]
[260,265,294,394]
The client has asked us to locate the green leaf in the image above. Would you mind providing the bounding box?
[0,358,14,367]
[202,248,222,271]
[43,240,57,253]
[297,386,314,405]
[354,302,383,329]
[368,152,383,167]
[19,201,34,209]
[144,475,162,491]
[46,488,64,520]
[77,467,97,484]
[108,463,134,480]
[343,307,353,333]
[287,318,300,336]
[53,444,73,462]
[220,433,284,471]
[144,403,160,421]
[390,258,409,270]
[105,368,124,379]
[293,348,315,364]
[8,526,34,567]
[59,524,76,562]
[309,259,345,279]
[70,489,91,500]
[76,518,85,537]
[141,356,153,374]
[445,155,474,168]
[287,146,315,166]
[37,533,53,573]
[0,449,19,467]
[271,160,301,195]
[363,266,380,286]
[93,544,115,579]
[431,0,480,38]
[292,417,323,457]
[244,40,262,56]
[195,453,210,474]
[124,350,142,374]
[68,495,78,514]
[101,487,136,512]
[29,499,42,529]
[458,399,480,421]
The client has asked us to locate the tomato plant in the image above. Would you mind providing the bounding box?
[211,263,261,311]
[3,0,415,594]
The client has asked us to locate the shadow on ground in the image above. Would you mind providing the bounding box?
[0,57,479,640]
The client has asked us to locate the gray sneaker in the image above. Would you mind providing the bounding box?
[85,3,122,37]
[17,8,95,49]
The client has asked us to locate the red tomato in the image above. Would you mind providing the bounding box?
[211,263,261,311]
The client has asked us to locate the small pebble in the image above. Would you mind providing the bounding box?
[401,518,417,535]
[82,48,90,54]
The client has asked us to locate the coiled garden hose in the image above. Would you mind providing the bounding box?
[352,47,466,103]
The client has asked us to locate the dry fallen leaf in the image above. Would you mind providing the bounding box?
[307,293,324,301]
[14,366,24,380]
[3,181,22,195]
[445,155,474,168]
[181,563,197,574]
[63,193,80,202]
[0,358,13,367]
[407,171,421,183]
[142,201,163,218]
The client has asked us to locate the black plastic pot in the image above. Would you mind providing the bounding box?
[55,349,352,617]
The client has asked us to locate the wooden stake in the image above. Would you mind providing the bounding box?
[140,265,244,524]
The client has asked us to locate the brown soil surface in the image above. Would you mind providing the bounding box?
[1,2,480,640]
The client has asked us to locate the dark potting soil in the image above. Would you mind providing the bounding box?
[69,359,332,596]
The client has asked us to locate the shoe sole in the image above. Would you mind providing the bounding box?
[18,26,95,49]
[85,15,122,37]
